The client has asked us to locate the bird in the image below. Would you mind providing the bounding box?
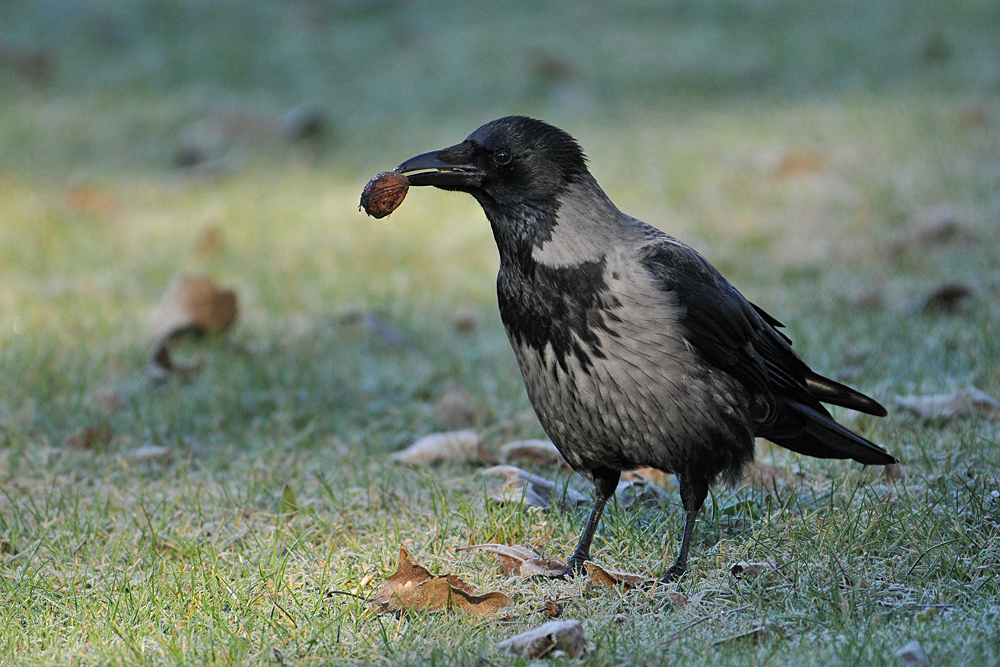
[393,115,895,582]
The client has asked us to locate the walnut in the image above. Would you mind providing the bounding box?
[359,171,409,218]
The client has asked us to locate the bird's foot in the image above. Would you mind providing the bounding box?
[660,562,686,585]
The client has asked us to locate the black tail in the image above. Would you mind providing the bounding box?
[770,399,895,465]
[804,373,888,417]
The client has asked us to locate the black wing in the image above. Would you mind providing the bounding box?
[641,238,894,465]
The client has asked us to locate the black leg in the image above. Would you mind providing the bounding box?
[564,467,620,576]
[662,475,709,583]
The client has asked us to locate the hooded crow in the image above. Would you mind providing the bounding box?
[395,116,894,582]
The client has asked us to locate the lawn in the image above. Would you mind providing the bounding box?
[1,1,999,665]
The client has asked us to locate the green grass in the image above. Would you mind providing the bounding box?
[2,1,1000,665]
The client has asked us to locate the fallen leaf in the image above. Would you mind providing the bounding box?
[371,547,511,617]
[128,445,173,464]
[498,619,587,659]
[539,596,563,618]
[434,383,481,429]
[890,205,960,254]
[458,544,566,578]
[893,387,1000,422]
[499,439,567,467]
[625,467,677,492]
[773,151,824,179]
[390,430,487,465]
[149,274,239,341]
[63,425,114,451]
[895,640,928,666]
[66,182,119,217]
[883,463,906,484]
[480,465,589,509]
[614,478,668,509]
[583,561,658,590]
[193,225,224,257]
[730,560,778,578]
[919,282,975,314]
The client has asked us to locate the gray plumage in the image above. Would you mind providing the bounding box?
[396,116,894,582]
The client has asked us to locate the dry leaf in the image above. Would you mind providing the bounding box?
[625,467,677,492]
[893,387,1000,422]
[539,596,563,618]
[480,465,589,509]
[150,274,238,341]
[371,547,511,617]
[895,640,928,666]
[614,478,669,509]
[498,620,587,659]
[883,463,906,484]
[63,425,114,451]
[434,383,481,429]
[730,560,778,578]
[583,561,658,589]
[128,445,173,464]
[499,439,567,467]
[920,282,975,314]
[890,205,960,254]
[773,151,824,179]
[458,544,567,578]
[66,183,119,217]
[390,430,486,465]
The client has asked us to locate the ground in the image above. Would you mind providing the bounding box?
[1,1,999,665]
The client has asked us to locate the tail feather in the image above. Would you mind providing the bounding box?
[804,373,888,417]
[775,399,895,465]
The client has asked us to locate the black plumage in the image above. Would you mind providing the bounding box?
[396,116,894,582]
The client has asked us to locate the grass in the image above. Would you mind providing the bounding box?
[2,0,1000,665]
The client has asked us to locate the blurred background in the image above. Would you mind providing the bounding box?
[1,0,998,441]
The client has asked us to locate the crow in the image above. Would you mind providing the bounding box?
[394,116,895,582]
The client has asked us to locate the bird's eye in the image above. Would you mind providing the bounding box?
[492,150,512,166]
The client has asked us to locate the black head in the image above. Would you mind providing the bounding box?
[396,116,588,207]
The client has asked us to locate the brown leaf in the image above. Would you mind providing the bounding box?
[730,560,778,578]
[890,205,961,254]
[583,561,657,589]
[63,425,114,451]
[150,274,239,341]
[434,383,481,429]
[539,596,563,618]
[498,619,587,659]
[371,547,511,617]
[614,478,669,509]
[66,183,119,217]
[893,387,1000,422]
[390,430,486,465]
[458,544,567,578]
[499,439,567,467]
[773,151,824,179]
[625,467,677,492]
[480,465,589,509]
[920,282,975,314]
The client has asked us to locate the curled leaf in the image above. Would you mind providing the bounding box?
[893,387,1000,422]
[499,439,567,467]
[371,547,511,617]
[614,478,668,509]
[390,430,486,465]
[480,465,588,509]
[498,620,587,659]
[584,561,657,590]
[458,544,566,578]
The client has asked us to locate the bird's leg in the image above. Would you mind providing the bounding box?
[662,475,709,583]
[563,467,620,577]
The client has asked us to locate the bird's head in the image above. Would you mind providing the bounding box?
[395,116,588,208]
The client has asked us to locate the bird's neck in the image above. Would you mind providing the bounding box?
[476,173,623,278]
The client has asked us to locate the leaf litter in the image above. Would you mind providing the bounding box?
[497,619,587,659]
[371,547,511,617]
[458,543,567,578]
[390,430,492,465]
[893,387,1000,422]
[480,465,589,509]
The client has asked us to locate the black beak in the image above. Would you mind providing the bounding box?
[395,145,482,189]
